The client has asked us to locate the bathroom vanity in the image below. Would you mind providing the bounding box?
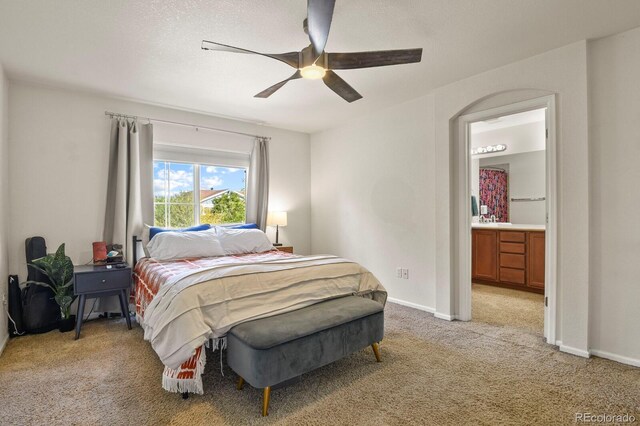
[472,224,545,294]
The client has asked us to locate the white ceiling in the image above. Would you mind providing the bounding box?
[1,1,640,133]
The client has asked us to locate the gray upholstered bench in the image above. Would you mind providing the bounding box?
[227,296,384,416]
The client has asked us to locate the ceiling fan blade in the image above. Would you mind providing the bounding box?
[254,71,302,98]
[307,0,335,60]
[201,40,299,68]
[327,49,423,70]
[322,70,362,103]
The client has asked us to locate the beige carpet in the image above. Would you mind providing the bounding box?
[472,283,544,335]
[1,299,638,425]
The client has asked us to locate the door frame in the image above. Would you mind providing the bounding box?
[455,95,557,343]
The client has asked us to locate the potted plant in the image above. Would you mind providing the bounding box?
[26,243,76,332]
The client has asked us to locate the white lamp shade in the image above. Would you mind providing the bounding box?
[267,211,287,227]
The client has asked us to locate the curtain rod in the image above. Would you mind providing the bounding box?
[104,111,270,140]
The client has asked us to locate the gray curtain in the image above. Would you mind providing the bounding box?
[104,119,153,265]
[246,137,270,230]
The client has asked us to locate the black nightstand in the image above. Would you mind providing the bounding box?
[73,264,133,340]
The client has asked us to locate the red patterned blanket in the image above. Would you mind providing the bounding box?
[134,251,295,394]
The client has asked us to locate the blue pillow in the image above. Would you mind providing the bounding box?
[223,223,259,230]
[149,224,211,240]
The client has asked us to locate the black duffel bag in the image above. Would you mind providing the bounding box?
[21,237,60,334]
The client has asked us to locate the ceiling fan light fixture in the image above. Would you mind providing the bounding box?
[300,65,326,80]
[202,0,422,101]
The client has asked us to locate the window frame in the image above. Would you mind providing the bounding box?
[153,159,248,227]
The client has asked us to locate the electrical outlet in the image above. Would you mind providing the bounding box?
[396,267,402,278]
[402,268,409,280]
[1,294,6,305]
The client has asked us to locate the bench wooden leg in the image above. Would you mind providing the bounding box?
[262,386,271,417]
[236,376,245,390]
[371,342,382,362]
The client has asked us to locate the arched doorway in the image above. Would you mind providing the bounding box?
[452,94,558,344]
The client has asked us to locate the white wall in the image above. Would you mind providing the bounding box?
[479,151,546,225]
[0,63,9,353]
[312,31,640,365]
[311,94,437,310]
[312,41,591,355]
[7,81,311,279]
[471,121,546,156]
[588,26,640,364]
[435,42,590,353]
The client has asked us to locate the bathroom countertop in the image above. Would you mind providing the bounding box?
[472,223,546,231]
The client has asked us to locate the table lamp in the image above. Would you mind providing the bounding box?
[267,211,287,246]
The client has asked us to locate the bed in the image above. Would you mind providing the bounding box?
[132,231,387,394]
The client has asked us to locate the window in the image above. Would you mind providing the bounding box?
[154,161,247,227]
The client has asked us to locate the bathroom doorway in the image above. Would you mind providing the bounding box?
[455,95,557,343]
[470,108,546,335]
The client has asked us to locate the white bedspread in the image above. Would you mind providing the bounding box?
[137,253,387,369]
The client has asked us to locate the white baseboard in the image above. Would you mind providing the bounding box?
[387,297,435,314]
[0,333,8,357]
[557,341,590,358]
[590,349,640,368]
[385,298,455,321]
[434,312,455,321]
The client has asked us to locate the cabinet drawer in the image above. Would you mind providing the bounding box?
[500,253,525,269]
[500,231,526,243]
[74,269,131,294]
[500,242,525,254]
[500,267,525,285]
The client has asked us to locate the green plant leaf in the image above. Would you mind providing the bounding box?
[22,280,54,291]
[55,294,73,308]
[28,262,51,279]
[60,257,74,285]
[31,257,55,278]
[26,243,75,314]
[54,243,66,263]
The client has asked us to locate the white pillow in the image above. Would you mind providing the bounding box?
[147,229,225,261]
[141,224,153,257]
[215,228,274,255]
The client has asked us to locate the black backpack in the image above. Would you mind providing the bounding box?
[21,237,61,334]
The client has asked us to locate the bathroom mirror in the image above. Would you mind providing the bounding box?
[470,108,547,225]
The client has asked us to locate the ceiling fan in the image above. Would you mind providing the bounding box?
[201,0,423,103]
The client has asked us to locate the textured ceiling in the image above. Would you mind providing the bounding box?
[1,0,640,133]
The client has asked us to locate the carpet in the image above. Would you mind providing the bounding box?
[472,283,544,335]
[0,297,638,425]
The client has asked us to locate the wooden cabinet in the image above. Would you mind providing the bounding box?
[472,230,498,282]
[276,246,293,253]
[472,228,545,294]
[527,232,545,289]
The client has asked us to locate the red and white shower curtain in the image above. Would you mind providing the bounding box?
[479,168,509,222]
